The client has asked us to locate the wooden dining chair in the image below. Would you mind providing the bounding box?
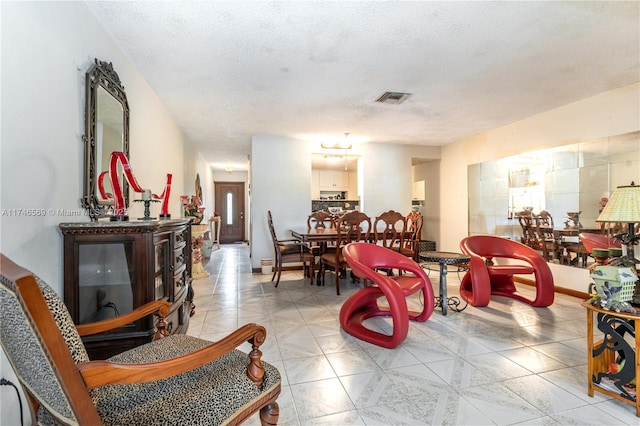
[268,210,315,286]
[401,210,423,262]
[306,211,336,265]
[372,210,406,275]
[319,211,372,295]
[0,253,281,425]
[307,211,336,229]
[373,210,406,250]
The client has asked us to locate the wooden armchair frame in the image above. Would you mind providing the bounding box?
[0,253,280,426]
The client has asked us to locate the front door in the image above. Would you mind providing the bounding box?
[214,182,245,243]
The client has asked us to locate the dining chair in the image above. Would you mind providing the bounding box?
[307,211,336,229]
[0,253,281,425]
[340,243,435,348]
[319,211,372,295]
[373,210,406,275]
[373,210,406,250]
[517,211,536,246]
[268,211,315,287]
[401,210,423,262]
[533,212,563,262]
[306,211,336,266]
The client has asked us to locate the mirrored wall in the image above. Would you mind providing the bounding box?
[468,131,640,266]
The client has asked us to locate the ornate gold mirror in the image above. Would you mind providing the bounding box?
[82,59,130,220]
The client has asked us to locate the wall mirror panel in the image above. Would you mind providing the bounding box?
[82,59,130,220]
[468,131,640,268]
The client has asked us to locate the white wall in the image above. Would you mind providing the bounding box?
[359,142,440,217]
[439,82,640,291]
[250,135,313,269]
[1,1,186,291]
[412,161,441,243]
[183,142,213,217]
[1,4,187,422]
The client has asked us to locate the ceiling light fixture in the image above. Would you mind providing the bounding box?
[321,132,352,150]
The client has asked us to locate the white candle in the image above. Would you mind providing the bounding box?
[142,189,151,201]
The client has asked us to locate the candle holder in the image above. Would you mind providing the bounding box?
[134,199,160,220]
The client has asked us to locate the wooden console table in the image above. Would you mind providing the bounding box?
[59,219,193,359]
[582,299,640,416]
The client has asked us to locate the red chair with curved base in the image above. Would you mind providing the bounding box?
[459,235,554,307]
[340,243,435,348]
[579,232,621,254]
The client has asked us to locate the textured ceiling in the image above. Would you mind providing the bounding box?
[86,1,640,171]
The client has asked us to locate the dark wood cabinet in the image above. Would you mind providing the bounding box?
[60,219,192,359]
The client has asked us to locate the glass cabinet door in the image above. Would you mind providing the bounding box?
[154,232,171,301]
[77,242,134,324]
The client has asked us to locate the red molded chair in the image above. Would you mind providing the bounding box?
[459,235,554,307]
[579,232,621,254]
[340,243,435,348]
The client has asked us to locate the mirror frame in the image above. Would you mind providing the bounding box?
[82,58,130,220]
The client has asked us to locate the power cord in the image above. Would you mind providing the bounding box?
[1,377,24,426]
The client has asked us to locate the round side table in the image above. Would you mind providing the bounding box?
[419,251,470,315]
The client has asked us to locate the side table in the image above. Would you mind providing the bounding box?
[582,300,640,416]
[419,251,470,315]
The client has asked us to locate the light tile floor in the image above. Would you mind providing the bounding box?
[188,244,639,425]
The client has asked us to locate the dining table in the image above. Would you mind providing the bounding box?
[290,227,341,243]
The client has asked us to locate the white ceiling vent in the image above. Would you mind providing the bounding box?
[375,91,411,104]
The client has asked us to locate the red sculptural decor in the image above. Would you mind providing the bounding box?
[97,151,172,220]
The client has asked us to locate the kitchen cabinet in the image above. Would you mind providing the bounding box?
[348,171,358,199]
[59,219,192,359]
[313,170,359,200]
[412,180,426,200]
[319,170,349,190]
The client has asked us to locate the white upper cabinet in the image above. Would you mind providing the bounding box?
[412,180,426,200]
[318,170,349,190]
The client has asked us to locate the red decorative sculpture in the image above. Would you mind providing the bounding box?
[340,243,435,348]
[459,235,554,307]
[97,151,172,219]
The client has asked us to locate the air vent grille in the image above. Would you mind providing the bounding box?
[375,91,411,104]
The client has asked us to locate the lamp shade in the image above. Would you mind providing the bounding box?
[596,182,640,223]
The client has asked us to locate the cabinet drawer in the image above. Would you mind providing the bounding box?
[174,226,189,247]
[174,248,187,270]
[174,264,188,298]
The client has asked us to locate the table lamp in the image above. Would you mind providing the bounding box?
[596,181,640,266]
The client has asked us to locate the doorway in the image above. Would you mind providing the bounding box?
[214,182,245,243]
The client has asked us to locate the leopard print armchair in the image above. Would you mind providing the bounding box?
[0,253,280,425]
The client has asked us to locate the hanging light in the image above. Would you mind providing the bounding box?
[343,133,349,171]
[320,132,352,150]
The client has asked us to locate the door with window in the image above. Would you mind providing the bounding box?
[214,182,245,243]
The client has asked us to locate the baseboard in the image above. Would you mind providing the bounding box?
[514,276,589,300]
[252,265,301,274]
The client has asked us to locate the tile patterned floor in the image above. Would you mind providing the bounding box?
[188,244,639,425]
